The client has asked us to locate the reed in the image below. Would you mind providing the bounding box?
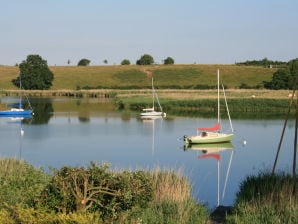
[149,167,191,203]
[227,172,298,223]
[124,167,209,224]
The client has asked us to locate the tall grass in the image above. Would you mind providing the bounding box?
[150,167,191,203]
[227,172,298,223]
[124,167,209,224]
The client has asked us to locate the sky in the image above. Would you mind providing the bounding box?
[1,0,298,66]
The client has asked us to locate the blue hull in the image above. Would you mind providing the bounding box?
[0,110,33,116]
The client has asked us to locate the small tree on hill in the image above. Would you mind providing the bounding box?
[77,58,91,66]
[121,59,131,65]
[136,54,154,65]
[163,57,174,65]
[12,54,54,90]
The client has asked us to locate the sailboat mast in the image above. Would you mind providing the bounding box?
[217,69,220,123]
[152,77,155,109]
[19,74,22,109]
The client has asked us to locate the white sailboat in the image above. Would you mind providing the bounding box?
[140,77,166,118]
[184,69,233,144]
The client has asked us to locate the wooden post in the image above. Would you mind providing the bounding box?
[293,94,298,176]
[272,89,295,174]
[272,76,297,175]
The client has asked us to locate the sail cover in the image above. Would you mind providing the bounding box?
[197,122,220,131]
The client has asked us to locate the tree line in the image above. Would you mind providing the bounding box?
[235,57,287,68]
[77,54,174,66]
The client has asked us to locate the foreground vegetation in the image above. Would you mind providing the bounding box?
[0,159,209,224]
[0,158,297,223]
[227,172,298,223]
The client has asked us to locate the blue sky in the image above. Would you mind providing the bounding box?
[1,0,297,65]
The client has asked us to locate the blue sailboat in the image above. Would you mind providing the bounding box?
[0,76,33,116]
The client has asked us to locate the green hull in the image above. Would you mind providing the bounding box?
[184,142,234,152]
[184,133,234,144]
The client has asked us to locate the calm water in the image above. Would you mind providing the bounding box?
[0,97,295,209]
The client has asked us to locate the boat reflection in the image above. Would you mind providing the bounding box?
[140,115,163,121]
[184,142,233,153]
[2,115,33,159]
[184,142,235,207]
[140,115,163,156]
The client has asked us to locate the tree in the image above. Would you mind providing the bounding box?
[12,54,54,90]
[77,58,90,66]
[288,58,298,77]
[121,59,130,65]
[163,57,174,65]
[103,59,108,64]
[264,69,292,89]
[136,54,154,65]
[264,58,298,90]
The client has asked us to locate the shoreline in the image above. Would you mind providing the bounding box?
[0,89,293,100]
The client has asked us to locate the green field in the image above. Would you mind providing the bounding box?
[0,64,276,90]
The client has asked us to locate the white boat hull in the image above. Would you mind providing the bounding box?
[140,111,165,117]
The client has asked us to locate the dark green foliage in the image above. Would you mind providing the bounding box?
[239,83,263,89]
[288,58,298,76]
[129,98,290,118]
[121,59,131,65]
[264,68,293,89]
[77,58,91,66]
[12,55,54,90]
[136,54,154,65]
[163,57,175,65]
[236,57,287,67]
[38,163,153,219]
[264,58,298,90]
[29,101,54,124]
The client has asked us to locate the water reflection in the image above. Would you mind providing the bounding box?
[30,100,53,124]
[140,115,163,156]
[3,116,33,159]
[184,142,235,207]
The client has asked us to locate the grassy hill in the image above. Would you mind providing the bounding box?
[0,64,276,90]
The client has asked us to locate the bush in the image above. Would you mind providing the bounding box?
[0,159,50,208]
[77,58,91,66]
[38,163,153,219]
[0,205,100,224]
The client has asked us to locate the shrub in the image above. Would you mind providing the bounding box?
[38,163,153,220]
[0,205,100,224]
[0,159,50,208]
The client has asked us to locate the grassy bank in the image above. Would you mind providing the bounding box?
[0,64,276,90]
[227,172,298,223]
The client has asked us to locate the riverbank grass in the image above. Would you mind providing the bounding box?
[227,172,298,223]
